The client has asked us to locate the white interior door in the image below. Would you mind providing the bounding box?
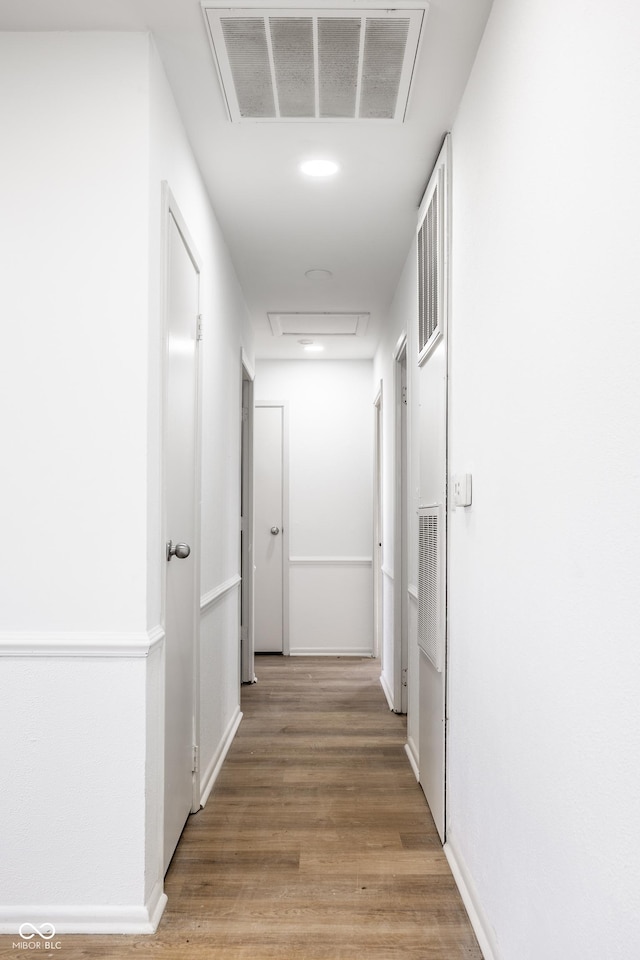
[254,404,284,653]
[416,137,450,843]
[394,338,409,714]
[163,198,200,873]
[418,337,447,840]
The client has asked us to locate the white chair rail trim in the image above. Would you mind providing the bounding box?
[200,573,242,613]
[0,626,165,658]
[289,556,373,565]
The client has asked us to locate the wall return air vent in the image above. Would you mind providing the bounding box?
[417,505,443,671]
[203,6,427,122]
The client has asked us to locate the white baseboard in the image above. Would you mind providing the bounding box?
[0,882,167,935]
[379,672,395,711]
[289,647,373,657]
[199,706,243,807]
[444,838,500,960]
[145,882,168,934]
[405,736,419,780]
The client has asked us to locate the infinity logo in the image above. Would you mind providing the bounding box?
[18,922,56,940]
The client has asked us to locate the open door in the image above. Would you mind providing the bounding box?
[253,404,287,653]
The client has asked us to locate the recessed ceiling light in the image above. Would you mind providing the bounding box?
[298,339,314,345]
[300,159,339,178]
[305,269,333,280]
[303,343,325,353]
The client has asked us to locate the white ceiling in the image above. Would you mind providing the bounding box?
[0,0,493,359]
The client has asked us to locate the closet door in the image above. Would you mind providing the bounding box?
[254,404,285,653]
[416,137,449,842]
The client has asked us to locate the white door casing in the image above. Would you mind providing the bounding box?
[254,404,286,653]
[162,185,201,873]
[241,355,256,681]
[393,333,409,714]
[373,384,383,661]
[416,136,450,843]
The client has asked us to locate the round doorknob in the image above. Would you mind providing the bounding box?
[166,540,191,561]
[270,526,280,535]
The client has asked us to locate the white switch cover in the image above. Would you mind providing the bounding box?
[452,473,472,508]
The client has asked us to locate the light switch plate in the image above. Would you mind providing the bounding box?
[452,473,472,508]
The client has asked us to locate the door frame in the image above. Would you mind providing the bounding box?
[240,350,255,682]
[393,332,409,713]
[443,133,453,841]
[373,383,383,660]
[254,401,290,656]
[415,134,451,842]
[160,181,202,822]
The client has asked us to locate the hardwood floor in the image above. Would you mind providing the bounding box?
[1,657,482,959]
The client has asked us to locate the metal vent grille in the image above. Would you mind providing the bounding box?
[418,172,440,359]
[204,7,426,123]
[221,18,275,117]
[318,17,360,118]
[360,19,410,119]
[271,17,315,117]
[418,507,442,671]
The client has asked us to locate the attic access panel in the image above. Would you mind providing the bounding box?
[203,6,427,122]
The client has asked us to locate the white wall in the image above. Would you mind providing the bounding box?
[255,360,374,656]
[0,31,253,933]
[374,2,640,955]
[0,32,160,933]
[445,1,640,958]
[0,33,150,634]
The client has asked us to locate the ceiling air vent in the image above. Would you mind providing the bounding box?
[268,312,369,336]
[203,7,427,122]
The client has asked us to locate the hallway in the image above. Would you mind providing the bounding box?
[11,657,481,959]
[165,656,480,958]
[2,4,640,956]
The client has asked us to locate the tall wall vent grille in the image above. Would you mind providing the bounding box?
[417,506,442,671]
[203,7,427,123]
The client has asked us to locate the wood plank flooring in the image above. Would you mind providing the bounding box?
[0,656,482,959]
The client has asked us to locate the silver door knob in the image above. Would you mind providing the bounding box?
[270,526,280,535]
[166,540,191,561]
